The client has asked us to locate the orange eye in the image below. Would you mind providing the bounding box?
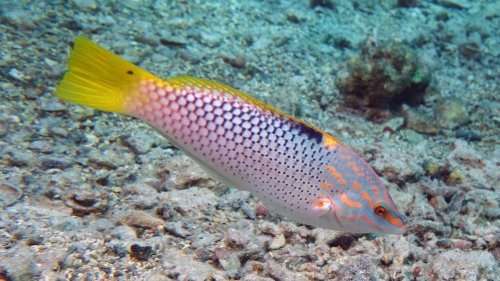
[374,205,386,216]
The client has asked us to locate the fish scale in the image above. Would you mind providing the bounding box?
[55,36,406,234]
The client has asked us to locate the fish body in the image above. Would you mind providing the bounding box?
[56,36,406,234]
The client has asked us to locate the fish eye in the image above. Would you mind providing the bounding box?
[374,204,386,216]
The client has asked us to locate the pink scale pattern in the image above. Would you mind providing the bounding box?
[125,78,389,228]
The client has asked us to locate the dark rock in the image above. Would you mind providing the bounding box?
[39,156,74,170]
[130,244,154,261]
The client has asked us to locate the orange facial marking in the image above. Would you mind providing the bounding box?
[340,193,362,208]
[321,181,332,189]
[325,163,346,185]
[352,181,361,190]
[323,135,339,149]
[361,191,374,207]
[372,185,379,196]
[384,214,406,232]
[346,155,351,160]
[356,172,365,177]
[340,155,345,160]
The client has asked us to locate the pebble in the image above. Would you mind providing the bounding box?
[164,221,191,238]
[178,49,202,64]
[214,247,241,278]
[434,97,469,129]
[70,0,97,12]
[241,203,256,219]
[401,129,425,144]
[39,156,74,170]
[0,245,40,280]
[122,131,156,154]
[120,211,163,229]
[8,68,31,81]
[64,189,108,215]
[50,217,83,232]
[130,244,154,261]
[381,117,404,134]
[29,140,54,153]
[49,127,69,138]
[268,234,286,250]
[199,32,222,47]
[0,182,23,208]
[401,104,438,135]
[191,234,222,248]
[134,33,160,47]
[436,0,471,9]
[91,218,114,232]
[6,149,35,166]
[1,10,38,30]
[40,98,68,112]
[0,120,9,137]
[455,129,481,141]
[226,228,251,249]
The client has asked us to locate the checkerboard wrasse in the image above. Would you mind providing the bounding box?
[56,36,406,235]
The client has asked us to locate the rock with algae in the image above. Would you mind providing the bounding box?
[338,38,432,110]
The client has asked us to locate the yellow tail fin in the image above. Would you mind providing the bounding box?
[55,35,157,113]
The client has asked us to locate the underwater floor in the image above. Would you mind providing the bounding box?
[1,0,500,280]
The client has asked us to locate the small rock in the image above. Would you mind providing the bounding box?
[455,130,482,141]
[40,98,67,112]
[50,216,83,231]
[436,0,471,9]
[65,189,108,215]
[70,0,97,12]
[221,55,246,68]
[254,204,269,216]
[484,2,500,18]
[134,33,160,47]
[110,225,137,240]
[39,156,74,170]
[401,104,438,135]
[120,211,163,229]
[260,221,281,236]
[214,247,241,278]
[178,49,202,64]
[241,203,256,219]
[268,234,286,250]
[226,228,251,249]
[0,182,22,208]
[0,245,40,280]
[164,221,191,238]
[1,10,38,30]
[91,218,114,232]
[401,129,425,144]
[381,117,404,134]
[191,234,222,248]
[122,131,156,154]
[130,244,154,261]
[434,97,469,129]
[0,120,9,138]
[199,32,222,47]
[29,140,54,153]
[6,149,34,166]
[113,244,128,257]
[158,155,216,190]
[49,127,69,138]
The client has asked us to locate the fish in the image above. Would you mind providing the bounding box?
[56,35,406,235]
